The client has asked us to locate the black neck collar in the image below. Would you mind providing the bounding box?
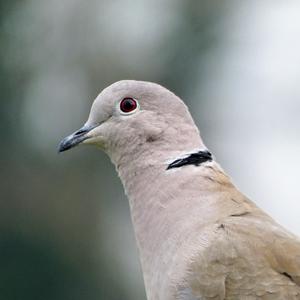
[167,150,213,170]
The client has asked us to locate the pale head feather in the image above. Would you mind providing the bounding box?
[83,80,205,166]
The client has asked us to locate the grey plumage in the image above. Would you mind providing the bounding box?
[59,80,300,300]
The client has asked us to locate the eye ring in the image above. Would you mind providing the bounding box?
[119,98,138,114]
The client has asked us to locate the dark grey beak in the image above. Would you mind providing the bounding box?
[58,124,98,153]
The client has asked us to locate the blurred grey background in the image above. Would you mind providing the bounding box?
[1,0,300,299]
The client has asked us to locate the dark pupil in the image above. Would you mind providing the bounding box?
[122,99,135,112]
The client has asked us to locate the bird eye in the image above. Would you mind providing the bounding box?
[120,98,138,114]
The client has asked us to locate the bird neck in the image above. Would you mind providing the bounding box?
[112,137,236,296]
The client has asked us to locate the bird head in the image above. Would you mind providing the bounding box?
[59,80,203,164]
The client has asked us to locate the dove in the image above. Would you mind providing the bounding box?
[59,80,300,300]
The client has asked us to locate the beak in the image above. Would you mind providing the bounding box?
[58,123,98,153]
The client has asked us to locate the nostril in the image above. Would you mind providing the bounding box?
[73,123,99,137]
[74,129,87,136]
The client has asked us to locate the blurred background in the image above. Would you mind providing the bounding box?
[1,0,300,299]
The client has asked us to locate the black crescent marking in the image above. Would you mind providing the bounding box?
[167,150,213,170]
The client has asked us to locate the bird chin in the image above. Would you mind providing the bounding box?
[83,136,105,148]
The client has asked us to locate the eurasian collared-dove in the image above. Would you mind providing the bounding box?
[59,80,300,300]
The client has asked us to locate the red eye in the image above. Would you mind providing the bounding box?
[120,98,138,113]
